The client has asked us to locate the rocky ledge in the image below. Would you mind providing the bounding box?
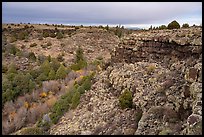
[111,27,202,64]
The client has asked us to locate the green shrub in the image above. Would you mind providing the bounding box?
[50,89,75,124]
[28,52,36,61]
[30,68,42,79]
[7,63,18,74]
[56,32,63,39]
[49,32,56,38]
[41,60,51,76]
[75,46,85,63]
[71,90,81,109]
[43,31,49,38]
[119,89,133,109]
[77,85,85,94]
[38,54,47,64]
[2,89,14,104]
[82,78,92,91]
[56,64,67,79]
[18,31,28,40]
[159,25,167,30]
[50,58,61,72]
[6,44,19,55]
[19,127,45,135]
[167,20,180,29]
[36,73,47,84]
[70,60,87,71]
[48,68,56,80]
[47,55,52,62]
[182,23,189,28]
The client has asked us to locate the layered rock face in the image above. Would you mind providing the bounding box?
[111,28,202,64]
[108,27,202,135]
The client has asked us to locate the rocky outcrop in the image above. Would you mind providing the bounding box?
[108,28,202,135]
[111,27,202,64]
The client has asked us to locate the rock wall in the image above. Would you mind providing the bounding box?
[108,27,202,135]
[111,28,202,64]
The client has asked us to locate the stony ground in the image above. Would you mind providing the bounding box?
[49,27,202,135]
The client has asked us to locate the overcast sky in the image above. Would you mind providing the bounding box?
[2,2,202,29]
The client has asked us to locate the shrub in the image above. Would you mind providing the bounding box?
[82,78,92,91]
[7,63,18,74]
[42,80,60,93]
[182,23,189,28]
[75,46,85,63]
[30,43,37,47]
[159,25,167,30]
[18,31,28,40]
[36,73,47,84]
[41,60,51,76]
[167,20,180,29]
[56,64,67,79]
[71,90,81,109]
[47,55,52,62]
[75,26,80,30]
[49,32,56,38]
[77,85,85,94]
[48,68,56,80]
[50,58,61,72]
[2,89,14,104]
[29,68,41,79]
[28,52,36,61]
[42,31,49,38]
[119,89,133,109]
[18,127,45,135]
[13,107,27,130]
[146,64,156,74]
[6,44,19,55]
[38,55,47,64]
[56,32,63,39]
[70,60,87,71]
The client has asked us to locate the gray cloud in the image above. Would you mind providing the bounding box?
[2,2,202,26]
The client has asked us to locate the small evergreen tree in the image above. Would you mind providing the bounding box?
[71,91,81,109]
[149,25,153,30]
[77,85,85,94]
[48,68,56,80]
[75,46,85,63]
[182,23,189,28]
[167,20,180,29]
[41,60,51,76]
[50,58,61,72]
[56,32,63,39]
[56,64,67,79]
[119,89,133,109]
